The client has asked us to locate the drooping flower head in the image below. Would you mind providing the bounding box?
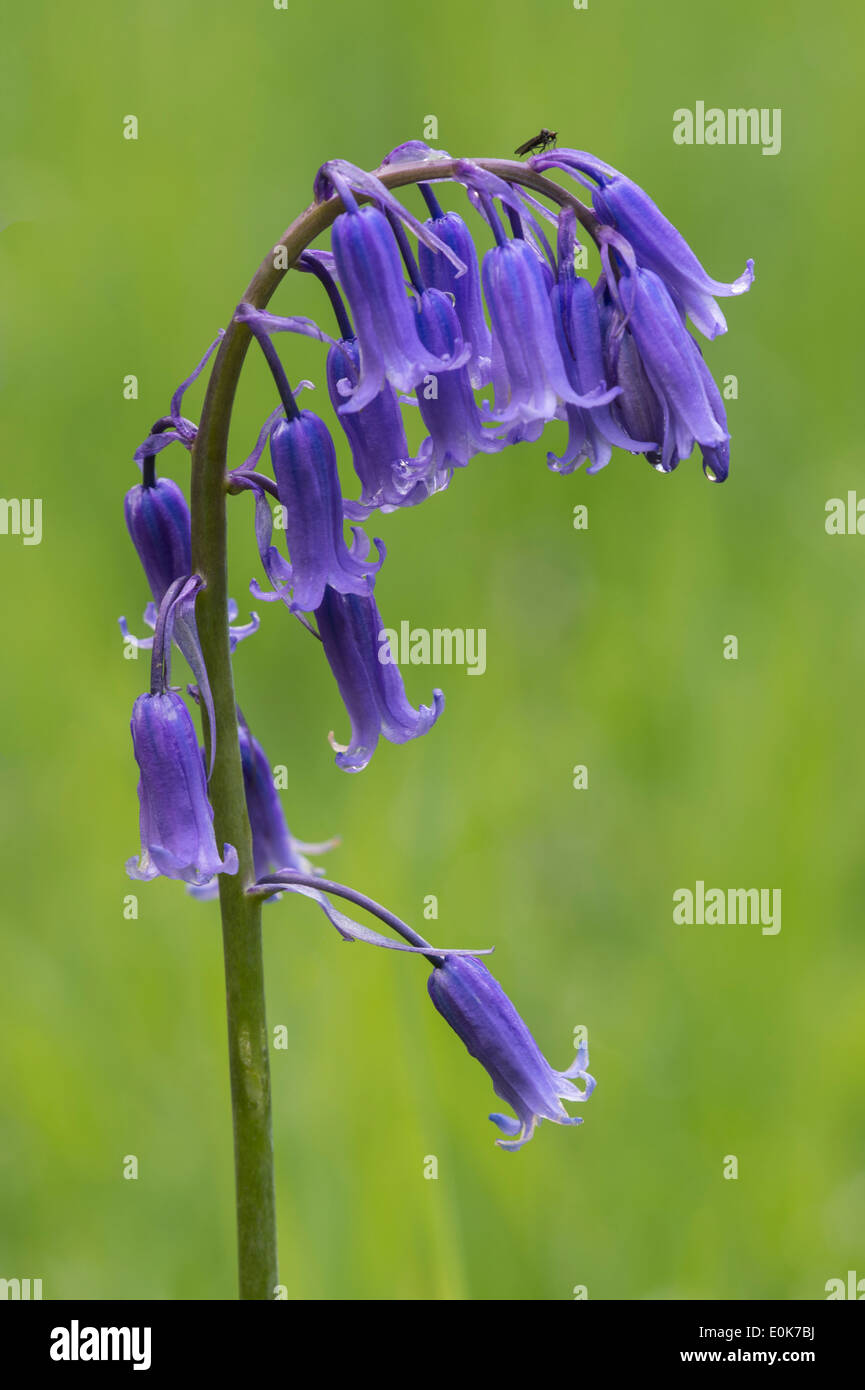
[428,954,595,1150]
[532,148,754,339]
[316,585,444,772]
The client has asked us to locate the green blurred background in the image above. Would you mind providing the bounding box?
[1,0,862,1301]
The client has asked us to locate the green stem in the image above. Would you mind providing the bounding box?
[191,325,277,1300]
[189,155,590,1300]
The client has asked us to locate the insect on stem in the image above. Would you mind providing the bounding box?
[514,128,558,158]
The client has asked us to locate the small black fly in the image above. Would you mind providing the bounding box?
[514,128,558,158]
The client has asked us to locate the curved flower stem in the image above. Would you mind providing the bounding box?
[250,870,440,958]
[189,155,588,1301]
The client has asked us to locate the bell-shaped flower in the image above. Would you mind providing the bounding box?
[325,338,432,517]
[532,148,754,340]
[126,570,235,884]
[608,255,729,472]
[549,211,653,475]
[611,328,675,472]
[315,585,444,773]
[268,409,383,612]
[595,277,670,469]
[126,690,238,886]
[123,476,191,606]
[428,954,595,1150]
[331,204,465,410]
[120,477,257,656]
[412,288,507,482]
[482,235,619,429]
[238,711,322,883]
[317,162,468,413]
[418,206,492,388]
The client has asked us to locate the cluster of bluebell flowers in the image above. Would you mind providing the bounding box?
[122,141,753,1147]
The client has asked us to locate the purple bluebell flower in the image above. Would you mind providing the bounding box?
[532,148,754,340]
[596,276,671,470]
[123,476,191,606]
[268,409,383,613]
[325,338,432,516]
[120,475,258,653]
[482,233,619,430]
[315,585,443,773]
[237,712,317,883]
[243,486,346,644]
[410,287,506,481]
[428,954,595,1150]
[316,161,468,412]
[127,689,238,885]
[549,211,654,474]
[611,330,674,472]
[127,570,236,884]
[330,204,468,411]
[417,199,493,389]
[292,252,438,516]
[609,256,729,471]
